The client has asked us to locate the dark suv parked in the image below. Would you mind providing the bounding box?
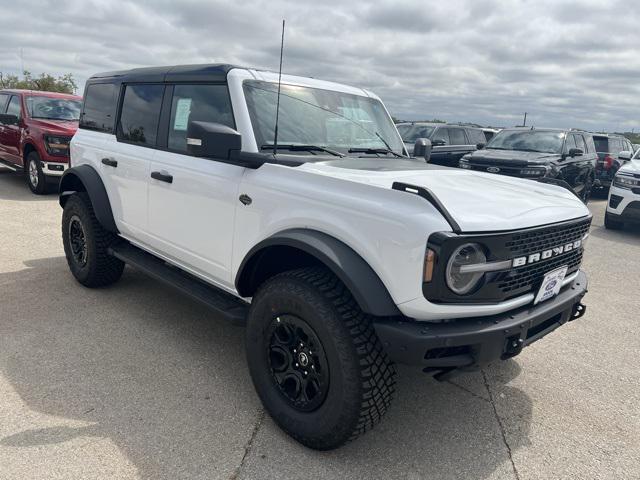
[592,134,634,190]
[396,122,486,167]
[459,128,597,203]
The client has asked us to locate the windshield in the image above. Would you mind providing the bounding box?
[486,130,565,154]
[243,80,404,156]
[26,96,81,121]
[397,124,436,143]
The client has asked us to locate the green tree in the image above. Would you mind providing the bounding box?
[0,71,77,94]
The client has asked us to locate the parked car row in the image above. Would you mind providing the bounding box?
[398,119,638,205]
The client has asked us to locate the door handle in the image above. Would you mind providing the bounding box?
[151,171,173,184]
[101,157,118,167]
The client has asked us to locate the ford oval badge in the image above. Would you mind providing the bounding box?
[487,166,501,173]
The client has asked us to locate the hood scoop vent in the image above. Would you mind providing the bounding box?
[392,182,461,233]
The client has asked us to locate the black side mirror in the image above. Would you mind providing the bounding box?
[187,121,241,159]
[414,138,432,162]
[568,148,583,157]
[476,142,485,150]
[0,113,19,126]
[431,138,446,147]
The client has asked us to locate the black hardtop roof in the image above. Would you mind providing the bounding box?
[88,63,242,84]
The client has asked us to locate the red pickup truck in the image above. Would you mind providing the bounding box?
[0,89,82,194]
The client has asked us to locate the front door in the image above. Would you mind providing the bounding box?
[145,83,242,287]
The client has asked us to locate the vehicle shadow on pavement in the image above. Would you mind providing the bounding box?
[0,170,58,201]
[0,257,533,480]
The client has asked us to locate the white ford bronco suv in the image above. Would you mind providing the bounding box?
[60,64,590,450]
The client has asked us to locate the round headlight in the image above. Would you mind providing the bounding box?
[446,243,487,295]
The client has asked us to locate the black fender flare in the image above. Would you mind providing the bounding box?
[59,165,118,233]
[235,229,401,317]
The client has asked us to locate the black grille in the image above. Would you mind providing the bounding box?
[425,216,592,304]
[504,218,591,257]
[496,248,583,293]
[609,194,624,209]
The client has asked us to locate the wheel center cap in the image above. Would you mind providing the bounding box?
[298,352,309,367]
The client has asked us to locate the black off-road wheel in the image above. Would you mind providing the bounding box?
[604,212,624,230]
[26,151,48,195]
[246,267,396,450]
[62,192,124,287]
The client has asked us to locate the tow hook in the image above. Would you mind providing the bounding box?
[570,302,587,321]
[503,337,524,359]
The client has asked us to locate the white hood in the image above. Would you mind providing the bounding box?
[298,160,590,232]
[618,159,640,175]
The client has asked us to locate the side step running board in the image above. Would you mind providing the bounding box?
[109,243,249,325]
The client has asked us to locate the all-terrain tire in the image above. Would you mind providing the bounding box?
[246,266,396,450]
[62,192,124,287]
[26,151,48,194]
[604,212,624,230]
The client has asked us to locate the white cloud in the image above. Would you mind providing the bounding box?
[1,0,638,130]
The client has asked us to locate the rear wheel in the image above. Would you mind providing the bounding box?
[62,192,124,287]
[246,267,396,450]
[26,151,48,194]
[604,212,624,230]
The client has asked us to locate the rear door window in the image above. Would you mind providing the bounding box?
[81,83,118,133]
[167,84,234,153]
[448,128,467,145]
[6,95,21,118]
[118,84,164,147]
[0,93,9,112]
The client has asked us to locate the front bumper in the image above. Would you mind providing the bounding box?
[607,185,640,223]
[40,160,68,177]
[374,270,588,370]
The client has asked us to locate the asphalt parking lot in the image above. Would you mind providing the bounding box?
[0,168,639,480]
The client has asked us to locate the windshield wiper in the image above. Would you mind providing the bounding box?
[261,144,345,157]
[348,147,403,158]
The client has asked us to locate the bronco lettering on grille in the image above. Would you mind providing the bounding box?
[512,240,582,267]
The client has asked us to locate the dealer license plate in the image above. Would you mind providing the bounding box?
[534,266,568,305]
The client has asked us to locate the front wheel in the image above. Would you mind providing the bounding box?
[26,151,48,194]
[62,192,124,287]
[581,175,594,204]
[246,267,396,450]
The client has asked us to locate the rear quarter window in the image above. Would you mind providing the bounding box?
[81,83,118,133]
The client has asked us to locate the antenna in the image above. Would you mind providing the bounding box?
[273,19,285,156]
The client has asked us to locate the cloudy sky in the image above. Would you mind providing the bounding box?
[1,0,639,131]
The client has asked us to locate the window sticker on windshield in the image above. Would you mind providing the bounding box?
[173,98,192,131]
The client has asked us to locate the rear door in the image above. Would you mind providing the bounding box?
[106,83,164,238]
[0,93,10,158]
[146,83,243,286]
[0,95,24,164]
